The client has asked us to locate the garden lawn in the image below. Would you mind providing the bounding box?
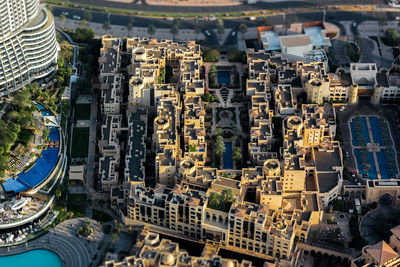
[74,104,91,120]
[92,209,113,223]
[67,193,87,217]
[71,127,90,158]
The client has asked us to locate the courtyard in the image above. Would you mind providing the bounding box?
[349,115,398,179]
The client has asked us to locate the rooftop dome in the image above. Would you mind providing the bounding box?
[161,253,175,265]
[222,260,235,267]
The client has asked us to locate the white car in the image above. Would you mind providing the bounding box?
[204,30,211,37]
[73,15,81,20]
[231,31,236,37]
[61,12,69,16]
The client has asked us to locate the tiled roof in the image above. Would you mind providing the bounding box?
[365,241,398,265]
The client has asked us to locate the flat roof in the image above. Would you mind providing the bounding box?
[317,172,339,193]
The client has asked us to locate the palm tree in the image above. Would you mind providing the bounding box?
[210,64,217,73]
[221,189,234,204]
[215,127,223,136]
[260,17,268,26]
[215,135,226,156]
[170,24,179,40]
[83,10,92,22]
[233,146,242,161]
[238,23,247,39]
[216,19,224,41]
[126,23,133,37]
[59,14,66,28]
[147,24,156,38]
[208,192,221,209]
[55,188,62,201]
[194,27,201,40]
[103,20,111,34]
[80,20,87,27]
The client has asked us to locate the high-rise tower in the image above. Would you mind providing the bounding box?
[0,0,59,97]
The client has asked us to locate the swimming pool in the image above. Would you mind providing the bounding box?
[376,150,398,179]
[223,142,233,169]
[35,103,46,111]
[369,116,392,146]
[3,104,61,194]
[350,117,370,146]
[218,71,230,84]
[0,249,62,267]
[354,148,377,179]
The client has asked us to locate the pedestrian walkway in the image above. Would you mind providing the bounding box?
[0,102,9,119]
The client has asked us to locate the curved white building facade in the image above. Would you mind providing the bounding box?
[0,0,59,97]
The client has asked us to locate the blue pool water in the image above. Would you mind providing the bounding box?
[369,116,392,146]
[218,71,230,84]
[354,149,377,179]
[223,142,233,169]
[376,150,398,179]
[35,104,46,111]
[350,117,370,146]
[0,249,62,267]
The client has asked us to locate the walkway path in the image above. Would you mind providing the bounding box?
[365,116,381,179]
[0,102,9,119]
[86,94,98,193]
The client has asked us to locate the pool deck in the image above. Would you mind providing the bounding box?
[349,115,399,180]
[0,218,97,267]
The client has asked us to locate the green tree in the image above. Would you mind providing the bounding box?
[55,188,62,200]
[208,192,221,209]
[126,23,133,36]
[158,69,166,84]
[221,189,234,204]
[210,64,217,73]
[215,135,225,156]
[238,23,247,38]
[260,17,268,25]
[194,27,201,40]
[227,47,246,63]
[233,146,242,160]
[42,128,49,139]
[147,24,156,38]
[202,92,211,102]
[79,20,87,27]
[59,14,66,27]
[83,10,92,22]
[170,24,179,40]
[384,28,400,46]
[216,19,224,41]
[102,20,111,33]
[204,49,220,62]
[215,127,223,136]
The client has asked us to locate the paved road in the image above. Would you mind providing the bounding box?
[52,6,400,30]
[58,0,386,13]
